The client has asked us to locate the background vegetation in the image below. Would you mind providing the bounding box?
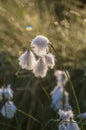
[0,0,86,130]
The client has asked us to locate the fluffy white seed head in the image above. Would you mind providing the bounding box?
[0,85,13,101]
[67,120,80,130]
[51,86,63,104]
[31,35,49,49]
[50,86,64,110]
[59,121,80,130]
[1,101,16,119]
[31,35,50,56]
[78,112,86,119]
[58,110,74,121]
[33,57,48,78]
[32,45,49,57]
[54,70,69,86]
[19,50,36,70]
[3,84,13,100]
[45,53,55,69]
[50,85,72,111]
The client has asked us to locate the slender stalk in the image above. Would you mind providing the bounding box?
[15,115,22,130]
[17,109,41,125]
[62,87,66,110]
[0,122,16,129]
[41,87,50,99]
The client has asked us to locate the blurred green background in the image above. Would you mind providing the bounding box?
[0,0,86,130]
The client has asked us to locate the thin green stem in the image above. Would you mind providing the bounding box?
[17,109,41,125]
[41,87,50,99]
[0,122,16,129]
[65,71,80,114]
[15,115,21,130]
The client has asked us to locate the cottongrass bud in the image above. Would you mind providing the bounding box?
[45,53,55,69]
[54,70,69,85]
[1,101,16,119]
[31,35,50,56]
[33,57,48,78]
[78,112,86,119]
[19,50,36,70]
[3,84,13,100]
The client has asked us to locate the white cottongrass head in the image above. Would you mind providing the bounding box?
[33,57,48,78]
[58,109,74,121]
[45,53,55,69]
[50,86,63,110]
[58,110,80,130]
[54,70,69,85]
[59,121,80,130]
[67,121,80,130]
[1,101,16,119]
[0,84,13,101]
[3,84,13,100]
[78,112,86,119]
[50,85,72,111]
[19,50,36,70]
[31,35,50,56]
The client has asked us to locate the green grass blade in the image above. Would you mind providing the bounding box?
[17,109,41,125]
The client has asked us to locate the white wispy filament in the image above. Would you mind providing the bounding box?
[33,57,48,78]
[19,50,36,70]
[45,53,55,69]
[1,101,16,119]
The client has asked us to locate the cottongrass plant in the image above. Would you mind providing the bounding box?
[58,109,80,130]
[50,70,72,111]
[0,84,16,119]
[50,70,81,130]
[18,35,83,130]
[18,35,55,77]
